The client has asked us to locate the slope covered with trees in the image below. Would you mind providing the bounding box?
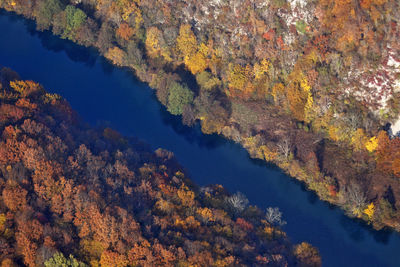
[0,67,320,266]
[1,0,400,230]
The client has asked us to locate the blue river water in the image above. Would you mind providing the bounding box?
[0,10,399,267]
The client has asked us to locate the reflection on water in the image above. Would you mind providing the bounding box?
[0,9,399,267]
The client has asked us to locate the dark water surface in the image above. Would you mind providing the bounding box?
[1,10,399,267]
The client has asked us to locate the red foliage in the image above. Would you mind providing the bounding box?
[236,217,254,231]
[312,35,329,60]
[328,185,337,197]
[263,29,275,41]
[276,36,285,49]
[0,104,24,122]
[16,98,37,110]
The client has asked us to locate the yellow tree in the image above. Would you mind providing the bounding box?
[301,77,314,123]
[271,83,285,105]
[365,136,378,152]
[111,0,143,27]
[286,72,309,121]
[145,26,162,58]
[253,59,270,80]
[177,184,195,206]
[184,43,208,74]
[176,24,197,59]
[9,80,40,97]
[105,46,126,66]
[351,128,367,151]
[227,64,251,92]
[363,203,375,220]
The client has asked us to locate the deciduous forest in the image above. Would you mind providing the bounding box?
[0,0,399,242]
[0,67,321,266]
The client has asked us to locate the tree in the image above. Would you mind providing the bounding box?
[185,43,208,75]
[9,80,41,97]
[145,26,161,59]
[127,41,144,69]
[294,242,321,267]
[177,184,195,207]
[226,192,249,213]
[344,183,367,217]
[265,207,286,226]
[44,252,87,267]
[196,207,214,223]
[34,0,63,29]
[376,131,400,177]
[99,251,128,267]
[2,185,27,212]
[271,83,285,105]
[351,128,367,151]
[145,27,172,62]
[364,203,375,220]
[227,64,248,92]
[277,138,292,159]
[365,136,378,152]
[63,5,87,40]
[96,22,115,54]
[176,24,197,59]
[286,72,314,122]
[105,46,127,66]
[15,234,37,267]
[196,71,221,91]
[167,82,194,115]
[116,23,134,41]
[253,59,270,80]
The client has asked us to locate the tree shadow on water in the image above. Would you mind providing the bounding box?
[159,107,228,149]
[2,9,99,67]
[340,213,392,244]
[36,31,98,67]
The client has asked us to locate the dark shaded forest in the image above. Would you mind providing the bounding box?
[0,67,320,266]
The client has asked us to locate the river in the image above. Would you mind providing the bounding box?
[0,10,399,267]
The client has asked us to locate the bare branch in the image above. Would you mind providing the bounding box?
[265,207,286,226]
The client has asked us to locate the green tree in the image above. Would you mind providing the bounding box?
[44,252,87,267]
[167,82,194,115]
[296,20,307,34]
[35,0,63,29]
[62,5,87,39]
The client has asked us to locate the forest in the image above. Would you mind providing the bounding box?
[0,0,399,231]
[0,67,321,266]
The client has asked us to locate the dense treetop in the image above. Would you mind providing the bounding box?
[1,0,400,230]
[0,67,320,266]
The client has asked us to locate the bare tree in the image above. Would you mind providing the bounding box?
[226,192,249,212]
[265,207,286,226]
[277,137,292,159]
[319,96,332,114]
[345,112,361,130]
[344,183,367,216]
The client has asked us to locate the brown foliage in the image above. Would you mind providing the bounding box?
[116,23,134,41]
[376,131,400,177]
[2,185,27,212]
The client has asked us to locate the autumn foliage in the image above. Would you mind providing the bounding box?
[0,69,317,266]
[2,0,399,233]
